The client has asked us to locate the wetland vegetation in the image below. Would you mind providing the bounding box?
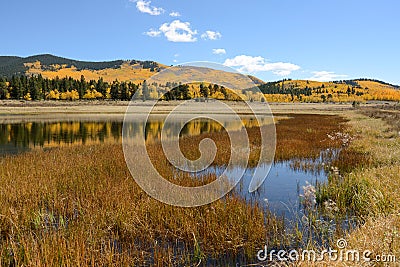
[0,111,367,266]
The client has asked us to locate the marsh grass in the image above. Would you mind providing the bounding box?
[0,143,289,266]
[178,114,347,167]
[274,114,347,162]
[0,114,350,266]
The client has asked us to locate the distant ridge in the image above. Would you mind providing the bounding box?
[0,54,265,85]
[0,54,161,77]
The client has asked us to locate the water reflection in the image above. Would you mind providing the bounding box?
[0,117,273,156]
[192,148,338,218]
[0,122,123,155]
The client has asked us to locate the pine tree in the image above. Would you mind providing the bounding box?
[110,81,120,100]
[199,83,209,98]
[29,78,42,100]
[10,76,23,99]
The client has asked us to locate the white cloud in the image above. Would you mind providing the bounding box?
[212,48,226,55]
[308,71,348,81]
[169,11,181,17]
[223,55,300,76]
[144,29,161,37]
[135,0,164,15]
[201,31,222,40]
[159,20,197,42]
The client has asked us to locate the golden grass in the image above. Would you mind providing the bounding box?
[318,110,400,216]
[0,144,284,266]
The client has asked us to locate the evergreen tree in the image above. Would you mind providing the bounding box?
[120,82,130,100]
[96,77,107,96]
[199,83,209,98]
[110,81,120,100]
[29,78,42,100]
[78,75,86,99]
[10,76,23,99]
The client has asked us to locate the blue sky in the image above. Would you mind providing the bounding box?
[1,0,399,84]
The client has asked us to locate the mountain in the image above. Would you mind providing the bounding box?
[0,54,264,86]
[1,54,399,102]
[0,54,164,83]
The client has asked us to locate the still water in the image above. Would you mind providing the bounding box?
[0,118,335,217]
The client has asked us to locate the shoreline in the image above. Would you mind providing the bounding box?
[0,100,355,117]
[0,101,352,124]
[1,99,395,123]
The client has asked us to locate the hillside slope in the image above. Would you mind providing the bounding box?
[0,54,265,86]
[0,54,163,83]
[259,79,400,102]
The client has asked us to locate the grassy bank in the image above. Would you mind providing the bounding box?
[312,107,400,266]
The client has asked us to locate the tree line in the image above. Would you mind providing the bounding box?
[0,75,231,101]
[0,75,161,101]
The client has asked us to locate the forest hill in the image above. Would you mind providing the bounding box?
[1,75,400,102]
[0,75,242,101]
